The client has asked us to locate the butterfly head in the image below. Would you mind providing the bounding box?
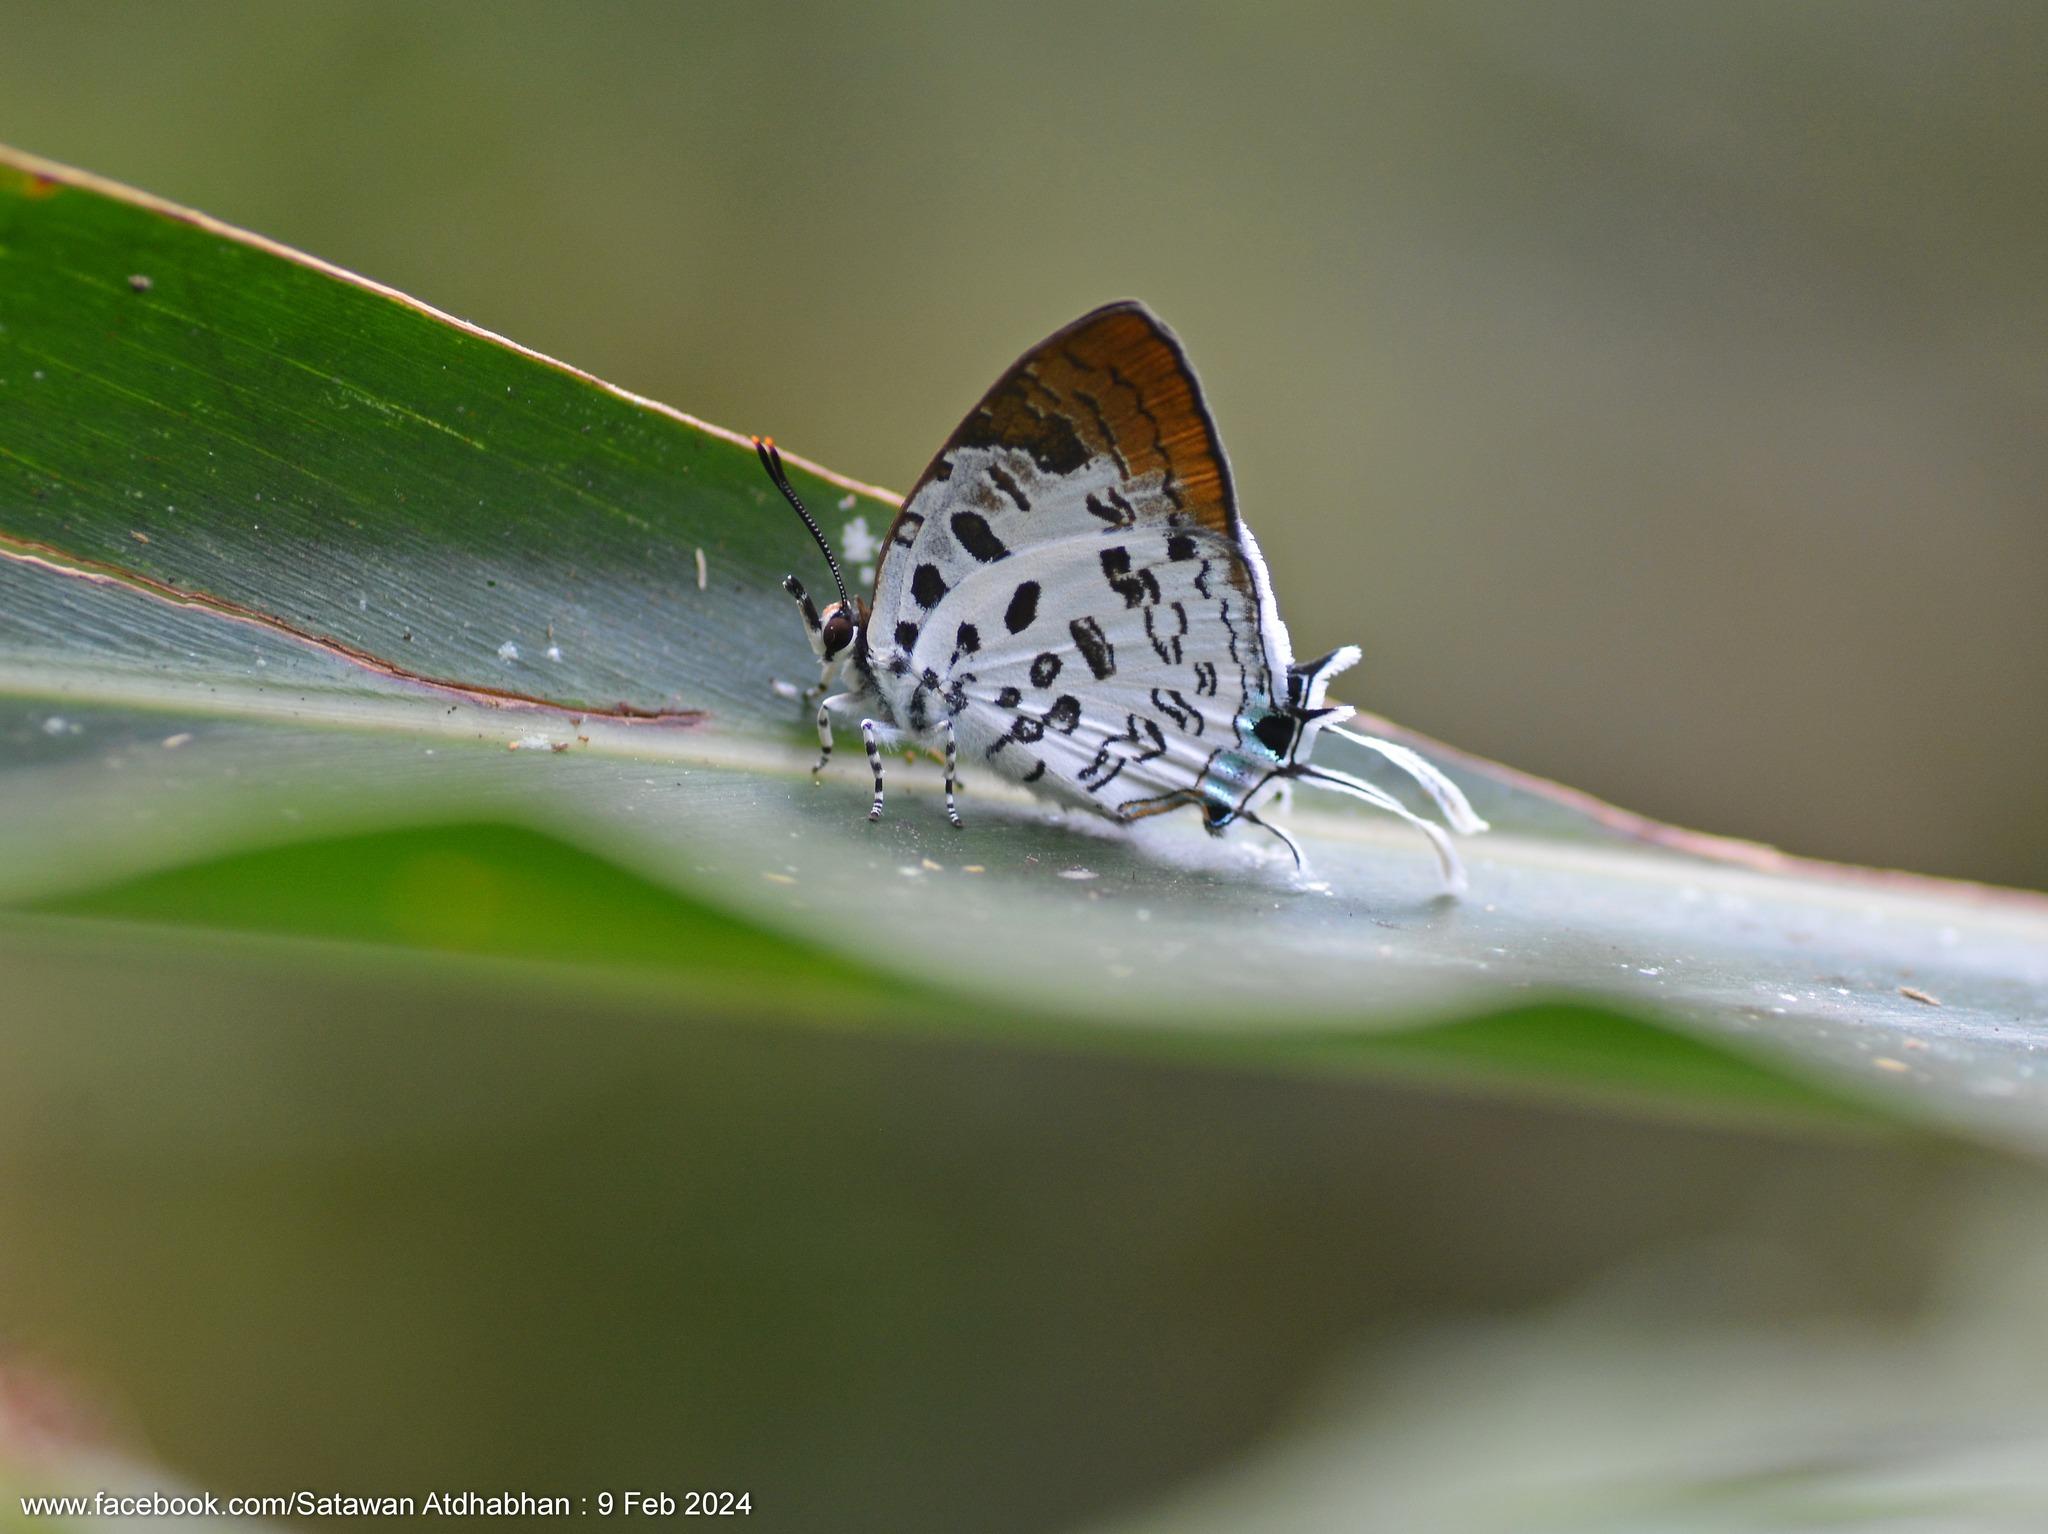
[817,596,869,662]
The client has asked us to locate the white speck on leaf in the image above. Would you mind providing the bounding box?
[1059,868,1098,882]
[496,641,520,662]
[40,716,80,737]
[840,515,877,564]
[695,547,708,590]
[837,493,857,511]
[161,733,193,749]
[545,644,563,662]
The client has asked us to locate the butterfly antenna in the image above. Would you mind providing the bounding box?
[753,436,852,608]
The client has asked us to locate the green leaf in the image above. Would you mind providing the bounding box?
[7,142,2048,1533]
[3,144,2046,1149]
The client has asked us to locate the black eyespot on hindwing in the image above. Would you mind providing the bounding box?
[1166,533,1198,562]
[1045,695,1082,734]
[1252,712,1297,757]
[1029,652,1062,688]
[954,622,980,656]
[894,620,920,653]
[996,686,1022,709]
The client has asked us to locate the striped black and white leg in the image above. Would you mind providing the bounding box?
[941,718,963,829]
[861,719,885,821]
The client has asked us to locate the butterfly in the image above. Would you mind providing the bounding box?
[753,301,1487,888]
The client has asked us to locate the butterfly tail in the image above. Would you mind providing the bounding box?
[1289,763,1470,894]
[1325,725,1491,836]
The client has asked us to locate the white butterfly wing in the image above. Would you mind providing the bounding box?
[862,301,1327,826]
[904,525,1281,816]
[869,301,1291,687]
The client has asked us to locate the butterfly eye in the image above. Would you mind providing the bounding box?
[821,605,856,659]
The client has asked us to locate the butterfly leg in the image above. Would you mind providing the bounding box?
[783,575,824,649]
[813,699,835,775]
[941,718,963,829]
[811,690,863,776]
[1242,808,1305,872]
[861,719,886,821]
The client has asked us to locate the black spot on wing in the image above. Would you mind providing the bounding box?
[1030,651,1062,688]
[1079,742,1121,792]
[911,563,948,608]
[1068,616,1115,680]
[1085,491,1136,529]
[1077,713,1167,795]
[1127,714,1168,763]
[894,620,920,652]
[1021,759,1047,784]
[1143,601,1187,665]
[1045,695,1082,734]
[955,622,980,656]
[985,463,1031,513]
[996,686,1022,708]
[1167,533,1198,561]
[950,511,1010,563]
[1099,545,1160,608]
[1005,580,1040,634]
[1150,687,1201,734]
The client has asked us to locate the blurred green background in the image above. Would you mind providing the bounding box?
[2,0,2039,889]
[5,8,2048,1531]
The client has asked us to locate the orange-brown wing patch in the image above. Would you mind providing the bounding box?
[883,302,1238,559]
